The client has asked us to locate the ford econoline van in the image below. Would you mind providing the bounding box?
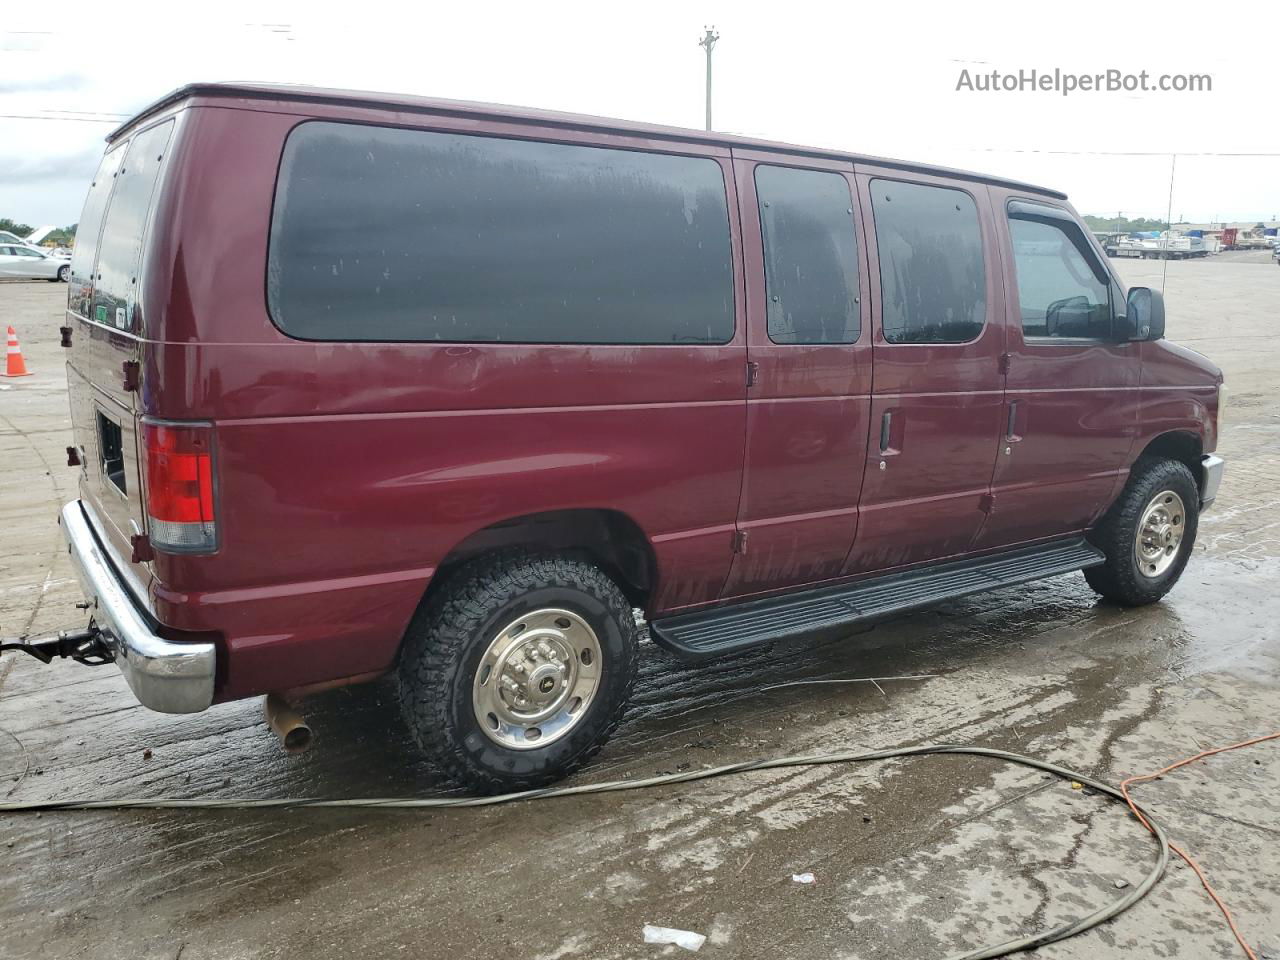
[23,83,1224,792]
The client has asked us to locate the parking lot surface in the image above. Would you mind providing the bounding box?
[2,253,1278,959]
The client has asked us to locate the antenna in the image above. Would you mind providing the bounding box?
[698,27,720,131]
[1162,154,1176,295]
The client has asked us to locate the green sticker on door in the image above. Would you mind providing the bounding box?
[95,306,107,323]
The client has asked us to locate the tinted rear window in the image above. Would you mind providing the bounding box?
[267,122,734,343]
[68,145,124,320]
[870,179,986,344]
[90,120,174,331]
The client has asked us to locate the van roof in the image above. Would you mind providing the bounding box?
[109,81,1068,201]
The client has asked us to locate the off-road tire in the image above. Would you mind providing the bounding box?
[397,551,639,793]
[1085,457,1200,606]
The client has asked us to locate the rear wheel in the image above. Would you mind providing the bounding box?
[56,264,69,282]
[1085,457,1200,605]
[398,551,639,793]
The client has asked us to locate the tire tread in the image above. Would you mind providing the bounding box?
[397,550,638,793]
[1085,457,1199,606]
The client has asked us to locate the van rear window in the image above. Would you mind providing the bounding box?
[267,122,735,344]
[68,146,124,321]
[91,120,174,331]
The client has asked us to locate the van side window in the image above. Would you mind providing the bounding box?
[268,122,735,344]
[1008,215,1113,340]
[755,165,859,344]
[870,180,986,344]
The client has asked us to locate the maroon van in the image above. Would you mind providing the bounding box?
[15,83,1224,791]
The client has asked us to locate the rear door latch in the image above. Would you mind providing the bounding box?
[122,360,141,392]
[130,534,155,564]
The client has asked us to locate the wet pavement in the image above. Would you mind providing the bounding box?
[2,254,1278,959]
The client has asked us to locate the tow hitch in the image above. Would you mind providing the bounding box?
[0,626,114,666]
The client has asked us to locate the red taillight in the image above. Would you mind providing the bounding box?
[142,421,217,553]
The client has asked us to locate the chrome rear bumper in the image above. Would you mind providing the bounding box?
[1199,454,1225,511]
[60,500,215,713]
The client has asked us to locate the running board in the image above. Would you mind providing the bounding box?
[650,539,1105,660]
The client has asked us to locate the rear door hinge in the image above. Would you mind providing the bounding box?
[979,493,995,515]
[998,352,1011,375]
[121,360,140,392]
[130,534,155,564]
[59,325,73,348]
[746,361,759,388]
[731,530,749,554]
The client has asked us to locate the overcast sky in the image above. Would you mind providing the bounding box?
[3,0,1277,228]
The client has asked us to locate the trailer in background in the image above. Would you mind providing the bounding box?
[1106,233,1210,260]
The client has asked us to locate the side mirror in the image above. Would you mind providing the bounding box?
[1124,286,1165,341]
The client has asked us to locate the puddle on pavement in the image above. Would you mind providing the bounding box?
[2,543,1276,959]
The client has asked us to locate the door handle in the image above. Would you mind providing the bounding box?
[880,411,892,453]
[1006,400,1020,441]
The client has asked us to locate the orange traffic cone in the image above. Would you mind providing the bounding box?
[3,325,32,377]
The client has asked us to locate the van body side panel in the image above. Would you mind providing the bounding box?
[1134,339,1221,456]
[720,153,871,598]
[973,189,1140,547]
[140,107,747,699]
[842,167,1005,574]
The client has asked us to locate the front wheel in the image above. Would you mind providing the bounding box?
[1085,457,1200,605]
[398,552,639,793]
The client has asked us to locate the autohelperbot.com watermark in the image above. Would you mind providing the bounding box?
[955,67,1212,96]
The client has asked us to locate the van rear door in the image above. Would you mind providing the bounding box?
[65,119,176,599]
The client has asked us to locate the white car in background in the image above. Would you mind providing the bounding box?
[0,228,71,260]
[0,244,70,282]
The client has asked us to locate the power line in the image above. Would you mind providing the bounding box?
[40,109,130,118]
[0,114,116,123]
[961,147,1280,157]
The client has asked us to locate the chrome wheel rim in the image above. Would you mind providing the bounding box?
[1135,490,1186,578]
[471,608,602,750]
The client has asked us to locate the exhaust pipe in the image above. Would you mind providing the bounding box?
[264,693,314,754]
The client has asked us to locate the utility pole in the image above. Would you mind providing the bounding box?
[699,27,719,131]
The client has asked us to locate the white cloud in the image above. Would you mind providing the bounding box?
[2,0,1276,224]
